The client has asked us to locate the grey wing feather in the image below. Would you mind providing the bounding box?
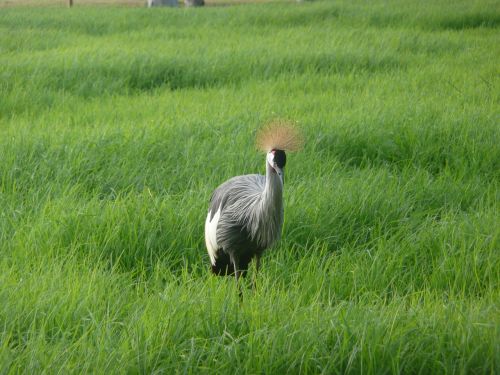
[209,174,268,253]
[208,174,265,220]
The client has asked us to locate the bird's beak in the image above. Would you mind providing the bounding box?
[275,167,284,185]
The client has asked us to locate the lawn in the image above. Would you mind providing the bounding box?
[0,0,499,373]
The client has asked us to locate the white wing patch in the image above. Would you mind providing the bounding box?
[204,207,221,266]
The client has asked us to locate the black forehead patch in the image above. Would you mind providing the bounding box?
[274,149,286,168]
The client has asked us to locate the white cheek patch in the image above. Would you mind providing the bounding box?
[267,152,275,167]
[204,207,221,266]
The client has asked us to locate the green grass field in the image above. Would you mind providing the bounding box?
[1,0,499,373]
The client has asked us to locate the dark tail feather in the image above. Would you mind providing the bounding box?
[210,250,235,276]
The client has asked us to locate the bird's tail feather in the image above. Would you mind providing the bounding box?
[210,250,235,276]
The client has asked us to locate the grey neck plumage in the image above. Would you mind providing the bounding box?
[249,161,284,248]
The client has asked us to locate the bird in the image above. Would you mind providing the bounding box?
[204,121,303,289]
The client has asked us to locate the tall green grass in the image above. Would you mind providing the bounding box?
[0,0,499,373]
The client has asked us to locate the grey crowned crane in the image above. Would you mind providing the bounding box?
[204,122,303,287]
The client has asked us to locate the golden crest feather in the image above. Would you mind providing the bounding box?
[256,119,304,153]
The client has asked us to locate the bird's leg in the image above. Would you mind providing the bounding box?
[231,254,243,300]
[235,269,243,301]
[252,254,261,291]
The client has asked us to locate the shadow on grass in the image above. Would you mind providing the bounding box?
[15,52,405,97]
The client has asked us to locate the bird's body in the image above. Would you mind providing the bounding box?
[205,162,284,277]
[204,121,302,286]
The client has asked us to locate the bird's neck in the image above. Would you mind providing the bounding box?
[248,161,284,248]
[264,161,283,204]
[261,162,284,236]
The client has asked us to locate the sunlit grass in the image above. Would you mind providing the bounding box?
[0,0,499,373]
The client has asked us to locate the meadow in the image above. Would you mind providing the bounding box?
[1,0,499,373]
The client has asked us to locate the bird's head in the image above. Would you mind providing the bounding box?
[267,149,286,180]
[256,119,303,184]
